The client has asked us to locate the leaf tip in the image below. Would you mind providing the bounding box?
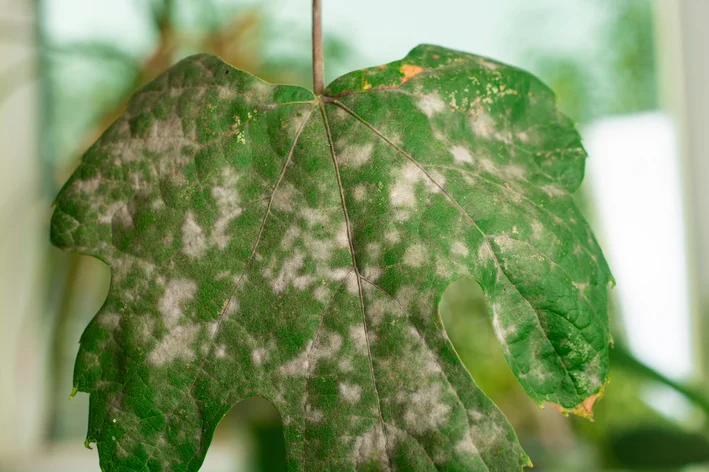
[84,438,94,450]
[548,383,606,420]
[69,385,79,399]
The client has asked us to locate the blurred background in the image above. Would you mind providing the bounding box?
[1,0,708,470]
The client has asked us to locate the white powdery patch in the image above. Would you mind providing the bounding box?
[450,145,474,164]
[469,113,495,139]
[491,303,516,352]
[451,241,469,257]
[417,94,446,118]
[362,266,382,282]
[271,251,309,293]
[403,383,451,434]
[206,322,218,338]
[280,332,344,376]
[182,212,207,258]
[366,242,382,259]
[281,225,302,250]
[540,184,566,198]
[353,424,389,468]
[300,207,330,226]
[368,297,395,326]
[403,243,428,267]
[345,272,360,296]
[384,230,401,244]
[531,220,544,241]
[225,297,239,315]
[338,357,353,373]
[477,242,495,264]
[215,344,227,359]
[98,201,127,225]
[389,162,442,212]
[339,143,374,168]
[99,312,121,329]
[159,279,197,327]
[504,164,527,181]
[313,285,330,303]
[211,185,243,250]
[305,404,324,423]
[148,325,199,365]
[477,58,501,70]
[272,182,298,212]
[338,382,362,404]
[251,348,269,366]
[455,432,480,456]
[74,177,101,194]
[335,222,350,248]
[349,325,368,356]
[353,184,368,202]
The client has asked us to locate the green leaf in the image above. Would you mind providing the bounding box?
[51,44,612,471]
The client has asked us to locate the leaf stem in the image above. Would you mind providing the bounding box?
[312,0,324,95]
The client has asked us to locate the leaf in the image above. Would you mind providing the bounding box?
[51,44,612,471]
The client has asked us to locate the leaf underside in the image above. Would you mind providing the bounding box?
[51,44,612,472]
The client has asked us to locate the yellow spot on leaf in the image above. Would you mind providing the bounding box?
[399,64,424,84]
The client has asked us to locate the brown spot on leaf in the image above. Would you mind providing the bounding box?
[399,64,424,84]
[549,384,605,420]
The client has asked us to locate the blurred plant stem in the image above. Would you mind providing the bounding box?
[611,343,709,416]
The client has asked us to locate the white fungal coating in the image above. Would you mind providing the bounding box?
[182,212,207,258]
[338,382,362,403]
[417,94,446,117]
[450,145,474,164]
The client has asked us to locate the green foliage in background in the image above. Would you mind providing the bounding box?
[51,44,612,471]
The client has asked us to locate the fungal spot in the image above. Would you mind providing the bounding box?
[148,325,199,365]
[403,243,428,267]
[251,348,269,366]
[389,162,441,214]
[99,312,121,329]
[182,212,207,258]
[339,143,374,168]
[338,357,353,372]
[451,241,469,257]
[306,404,324,423]
[159,279,197,327]
[113,205,134,228]
[215,344,227,359]
[469,113,495,139]
[399,64,424,84]
[272,182,298,212]
[540,184,565,198]
[455,434,479,455]
[280,332,343,376]
[313,285,330,303]
[417,94,446,118]
[349,325,368,355]
[353,184,367,202]
[353,423,389,468]
[403,383,451,433]
[74,177,101,194]
[338,382,362,403]
[450,145,474,164]
[531,221,544,241]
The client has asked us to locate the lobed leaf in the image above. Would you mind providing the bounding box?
[51,44,612,471]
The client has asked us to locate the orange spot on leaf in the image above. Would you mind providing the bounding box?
[549,384,606,420]
[399,64,424,84]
